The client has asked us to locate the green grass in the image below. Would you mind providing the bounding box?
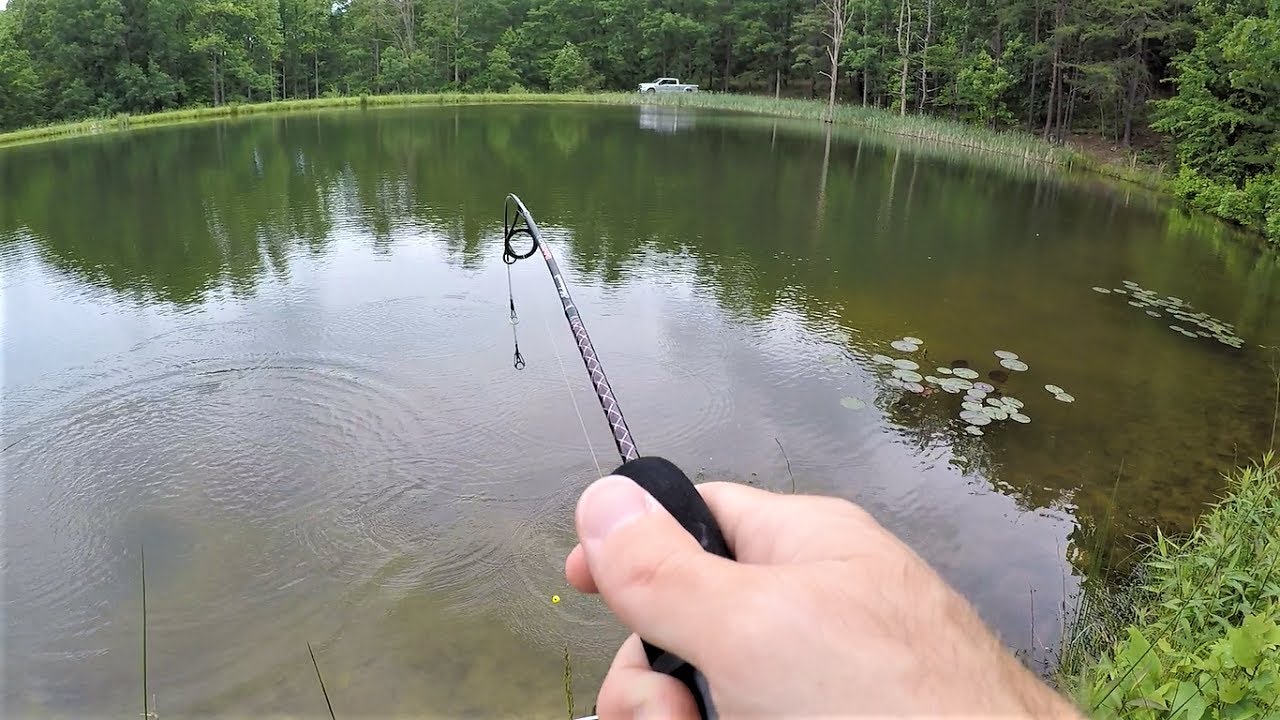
[614,93,1165,189]
[0,92,609,148]
[1058,456,1280,719]
[634,93,1071,160]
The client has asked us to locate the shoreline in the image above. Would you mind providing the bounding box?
[0,90,1237,239]
[0,91,1161,184]
[1057,456,1279,715]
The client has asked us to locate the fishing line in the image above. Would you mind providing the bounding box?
[542,312,603,479]
[501,193,733,720]
[507,261,525,370]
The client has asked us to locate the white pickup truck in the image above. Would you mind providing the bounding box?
[638,77,699,94]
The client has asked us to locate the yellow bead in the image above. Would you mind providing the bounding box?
[551,594,561,604]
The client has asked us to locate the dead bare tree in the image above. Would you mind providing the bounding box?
[819,0,858,122]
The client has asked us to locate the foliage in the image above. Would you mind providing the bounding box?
[0,0,1214,136]
[1066,458,1280,719]
[482,44,519,91]
[547,42,598,92]
[0,9,44,129]
[953,50,1014,127]
[1151,0,1279,241]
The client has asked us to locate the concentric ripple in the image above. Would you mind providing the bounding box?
[3,302,581,714]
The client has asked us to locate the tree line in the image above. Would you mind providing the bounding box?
[0,0,1276,238]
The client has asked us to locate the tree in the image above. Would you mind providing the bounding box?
[190,0,280,104]
[819,0,858,119]
[280,0,330,98]
[955,49,1014,126]
[0,9,46,130]
[482,44,519,91]
[895,0,913,115]
[1152,0,1279,238]
[639,6,710,83]
[547,41,596,91]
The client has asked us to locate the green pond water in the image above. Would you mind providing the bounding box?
[3,104,1279,717]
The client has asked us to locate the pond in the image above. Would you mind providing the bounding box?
[4,103,1279,717]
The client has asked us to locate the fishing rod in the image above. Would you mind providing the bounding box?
[502,194,733,720]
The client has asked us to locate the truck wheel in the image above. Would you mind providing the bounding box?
[646,88,656,94]
[684,87,695,92]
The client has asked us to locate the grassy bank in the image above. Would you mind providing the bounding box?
[1058,457,1279,719]
[628,93,1163,189]
[0,92,609,148]
[0,91,1162,188]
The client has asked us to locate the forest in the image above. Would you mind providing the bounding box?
[0,0,1276,239]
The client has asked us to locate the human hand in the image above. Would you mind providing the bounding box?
[564,475,1085,719]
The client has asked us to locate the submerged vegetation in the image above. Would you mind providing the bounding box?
[1060,458,1280,719]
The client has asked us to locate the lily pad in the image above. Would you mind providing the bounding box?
[1010,413,1031,424]
[892,369,924,383]
[1054,393,1075,403]
[1122,280,1140,287]
[964,426,984,436]
[994,350,1019,360]
[952,368,980,380]
[890,340,920,353]
[924,375,941,385]
[965,391,988,403]
[960,411,992,426]
[972,382,995,393]
[1146,310,1161,317]
[1000,358,1030,372]
[902,336,923,345]
[893,359,920,370]
[841,396,867,410]
[1128,300,1146,307]
[983,406,1009,421]
[872,354,895,365]
[1091,286,1111,294]
[903,382,925,393]
[1044,384,1064,395]
[962,401,986,412]
[936,366,954,375]
[1113,288,1128,295]
[1002,397,1025,409]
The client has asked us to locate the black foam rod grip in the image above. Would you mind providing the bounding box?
[611,456,735,720]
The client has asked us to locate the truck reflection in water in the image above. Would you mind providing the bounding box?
[638,105,696,134]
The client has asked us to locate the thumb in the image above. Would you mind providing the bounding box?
[575,474,756,668]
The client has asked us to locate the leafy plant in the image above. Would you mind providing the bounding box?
[1072,458,1280,719]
